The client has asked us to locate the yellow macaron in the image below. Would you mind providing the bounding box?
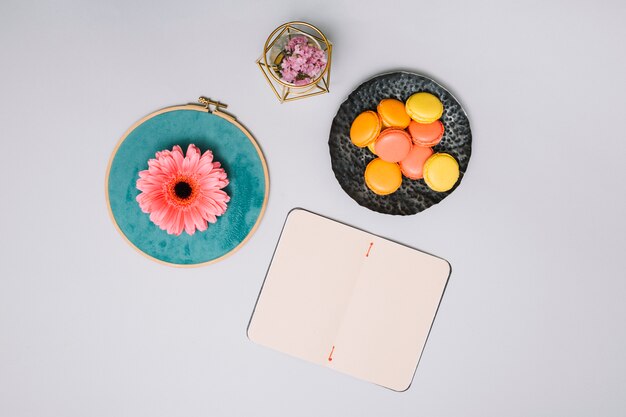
[423,153,460,192]
[364,158,402,195]
[377,98,411,129]
[350,111,381,147]
[405,92,444,124]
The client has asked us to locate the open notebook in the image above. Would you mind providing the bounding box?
[247,209,451,391]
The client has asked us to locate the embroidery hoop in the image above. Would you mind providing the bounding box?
[105,98,270,267]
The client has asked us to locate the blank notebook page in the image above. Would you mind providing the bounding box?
[247,209,450,391]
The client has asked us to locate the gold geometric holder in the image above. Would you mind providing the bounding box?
[257,21,332,103]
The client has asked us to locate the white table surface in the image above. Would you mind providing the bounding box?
[1,0,625,416]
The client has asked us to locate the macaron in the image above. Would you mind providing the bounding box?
[367,141,377,155]
[399,145,434,180]
[374,128,412,163]
[377,98,411,129]
[364,158,402,195]
[408,120,444,147]
[405,92,444,124]
[423,153,460,192]
[350,111,381,147]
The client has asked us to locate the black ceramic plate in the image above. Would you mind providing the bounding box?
[329,71,472,215]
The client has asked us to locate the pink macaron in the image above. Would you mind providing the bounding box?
[399,145,434,180]
[374,128,412,163]
[407,120,444,147]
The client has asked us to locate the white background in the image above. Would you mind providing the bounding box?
[1,0,625,416]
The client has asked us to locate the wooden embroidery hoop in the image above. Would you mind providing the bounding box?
[105,97,270,267]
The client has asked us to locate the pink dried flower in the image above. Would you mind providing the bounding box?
[285,35,309,52]
[136,144,230,236]
[279,35,327,85]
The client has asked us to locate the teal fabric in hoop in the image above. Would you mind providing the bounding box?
[106,106,268,266]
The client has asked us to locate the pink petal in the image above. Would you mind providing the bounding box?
[183,211,196,235]
[183,145,201,174]
[190,206,207,232]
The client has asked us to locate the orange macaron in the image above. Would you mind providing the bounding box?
[377,99,411,129]
[350,110,381,147]
[374,128,412,163]
[408,120,444,147]
[364,158,403,195]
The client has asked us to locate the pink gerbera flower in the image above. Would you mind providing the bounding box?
[136,144,230,236]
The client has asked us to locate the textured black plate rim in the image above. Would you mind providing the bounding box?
[328,71,472,215]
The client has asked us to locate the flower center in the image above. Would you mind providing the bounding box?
[174,181,193,199]
[166,175,198,207]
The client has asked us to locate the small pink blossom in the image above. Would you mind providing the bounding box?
[279,35,327,85]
